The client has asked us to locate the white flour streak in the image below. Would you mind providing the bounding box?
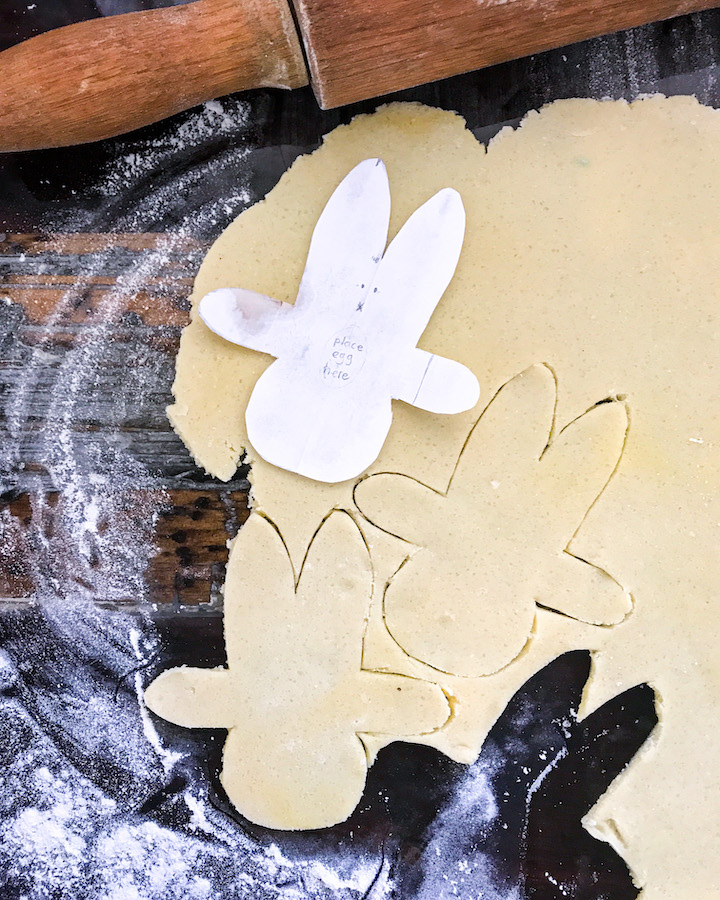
[303,858,389,895]
[526,745,568,805]
[134,670,184,774]
[413,760,517,900]
[184,791,216,836]
[262,844,390,898]
[130,628,183,774]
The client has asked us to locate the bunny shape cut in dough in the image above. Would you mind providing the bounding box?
[144,510,450,830]
[198,158,479,484]
[354,364,631,678]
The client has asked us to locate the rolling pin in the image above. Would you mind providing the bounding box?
[0,0,716,151]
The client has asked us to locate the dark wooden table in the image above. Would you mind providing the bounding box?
[0,4,714,899]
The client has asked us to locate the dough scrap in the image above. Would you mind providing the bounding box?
[144,510,449,830]
[354,364,630,678]
[167,97,720,896]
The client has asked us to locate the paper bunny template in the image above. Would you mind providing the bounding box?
[198,158,480,483]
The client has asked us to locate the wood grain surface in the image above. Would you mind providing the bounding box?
[0,232,250,609]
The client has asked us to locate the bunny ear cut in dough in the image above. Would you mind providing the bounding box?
[144,511,449,830]
[354,364,631,677]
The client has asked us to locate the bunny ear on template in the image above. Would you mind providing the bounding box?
[369,186,478,415]
[372,187,466,347]
[294,158,391,320]
[199,159,390,353]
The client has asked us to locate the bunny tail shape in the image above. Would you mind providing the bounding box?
[354,365,630,677]
[145,510,447,830]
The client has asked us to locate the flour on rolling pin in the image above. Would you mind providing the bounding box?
[198,158,480,483]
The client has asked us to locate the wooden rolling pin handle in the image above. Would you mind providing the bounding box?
[0,0,308,152]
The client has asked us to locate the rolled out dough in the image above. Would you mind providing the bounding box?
[165,98,720,896]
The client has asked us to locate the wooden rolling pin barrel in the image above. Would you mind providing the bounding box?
[0,0,717,152]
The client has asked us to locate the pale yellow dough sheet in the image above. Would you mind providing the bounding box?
[163,97,720,896]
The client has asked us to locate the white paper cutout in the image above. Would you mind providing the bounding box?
[199,158,480,483]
